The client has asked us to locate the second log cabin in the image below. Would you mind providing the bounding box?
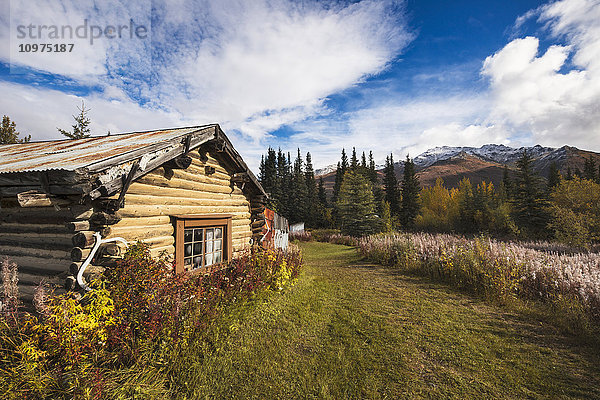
[0,124,268,301]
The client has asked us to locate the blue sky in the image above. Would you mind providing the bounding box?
[1,0,599,171]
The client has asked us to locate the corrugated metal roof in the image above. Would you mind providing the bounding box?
[0,125,216,174]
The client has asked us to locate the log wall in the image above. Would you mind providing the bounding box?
[0,205,92,301]
[105,152,253,260]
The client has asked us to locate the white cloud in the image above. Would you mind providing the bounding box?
[482,0,600,151]
[0,81,182,141]
[0,0,413,172]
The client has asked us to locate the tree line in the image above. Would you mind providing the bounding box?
[258,147,422,236]
[260,147,600,247]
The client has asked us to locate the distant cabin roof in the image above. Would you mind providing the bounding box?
[0,124,266,198]
[0,125,215,173]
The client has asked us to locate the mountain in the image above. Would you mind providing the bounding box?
[315,144,600,197]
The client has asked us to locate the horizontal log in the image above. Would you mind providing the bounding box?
[136,174,238,195]
[0,233,73,251]
[108,224,174,241]
[0,245,69,261]
[0,223,68,235]
[125,182,248,203]
[17,190,75,208]
[90,211,122,226]
[171,167,231,186]
[2,255,69,274]
[251,220,266,229]
[100,242,124,257]
[123,193,249,208]
[18,271,62,286]
[110,215,172,228]
[141,235,175,248]
[117,205,250,219]
[0,206,92,224]
[149,245,175,260]
[66,220,90,232]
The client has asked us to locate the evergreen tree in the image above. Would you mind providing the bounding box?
[332,161,343,204]
[336,171,381,236]
[350,147,358,170]
[340,148,348,173]
[0,115,30,144]
[513,150,549,238]
[58,101,92,139]
[502,166,513,198]
[547,161,561,189]
[318,177,328,208]
[583,156,597,181]
[368,151,377,183]
[259,155,265,182]
[566,166,573,180]
[276,149,290,216]
[305,152,318,227]
[361,152,367,169]
[383,154,401,216]
[290,149,308,223]
[400,156,421,229]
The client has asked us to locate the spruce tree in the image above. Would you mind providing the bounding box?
[502,166,513,198]
[340,148,348,173]
[290,149,308,223]
[513,150,549,238]
[276,149,289,216]
[547,161,561,189]
[336,171,381,236]
[566,166,573,180]
[332,162,343,204]
[350,147,358,170]
[305,152,318,227]
[383,154,400,217]
[0,115,30,144]
[400,156,421,229]
[361,152,367,169]
[318,177,328,208]
[583,156,597,181]
[58,101,92,139]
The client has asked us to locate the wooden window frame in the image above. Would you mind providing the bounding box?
[174,214,233,274]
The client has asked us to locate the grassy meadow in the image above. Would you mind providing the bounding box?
[166,241,600,399]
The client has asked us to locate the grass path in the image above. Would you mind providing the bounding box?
[176,242,600,399]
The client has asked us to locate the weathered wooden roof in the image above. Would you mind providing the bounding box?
[0,125,214,173]
[0,124,266,199]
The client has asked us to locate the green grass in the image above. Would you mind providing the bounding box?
[166,242,600,399]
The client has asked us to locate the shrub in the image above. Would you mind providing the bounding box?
[358,233,600,327]
[0,243,303,398]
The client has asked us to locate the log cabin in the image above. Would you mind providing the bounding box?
[0,124,267,302]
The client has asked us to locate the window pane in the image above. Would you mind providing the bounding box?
[184,257,192,266]
[215,228,222,239]
[194,229,203,242]
[214,239,222,251]
[184,244,192,257]
[206,240,213,252]
[184,229,193,242]
[214,252,222,264]
[193,256,202,268]
[193,242,202,255]
[206,228,214,240]
[205,253,213,266]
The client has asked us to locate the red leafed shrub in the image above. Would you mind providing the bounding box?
[105,242,303,362]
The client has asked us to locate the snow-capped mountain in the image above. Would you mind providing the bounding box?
[412,144,559,169]
[314,164,338,176]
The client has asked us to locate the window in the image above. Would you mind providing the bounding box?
[174,214,232,273]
